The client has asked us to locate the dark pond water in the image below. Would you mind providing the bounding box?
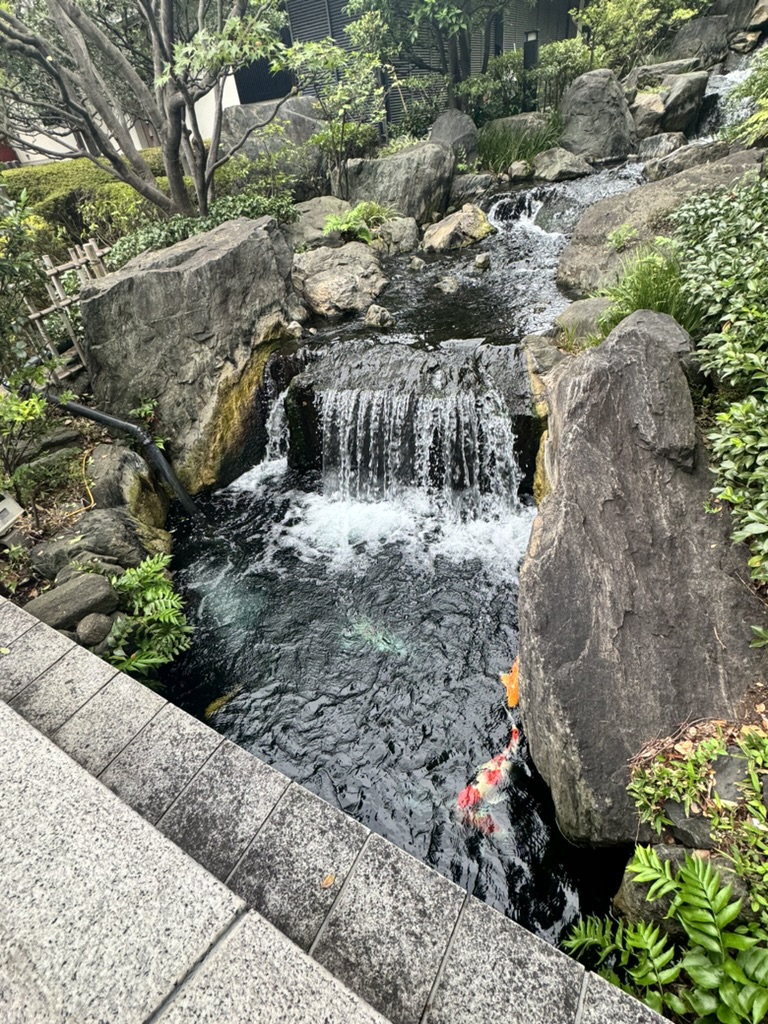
[164,169,641,943]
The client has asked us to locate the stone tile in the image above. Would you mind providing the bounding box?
[157,911,390,1024]
[10,642,116,734]
[0,597,37,644]
[99,702,222,823]
[228,783,369,950]
[0,620,73,702]
[158,738,289,882]
[0,700,243,1024]
[53,672,166,775]
[312,832,464,1024]
[578,973,666,1023]
[423,896,584,1024]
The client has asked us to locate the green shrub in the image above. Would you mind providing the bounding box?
[476,112,562,173]
[106,186,297,269]
[104,554,193,682]
[597,241,706,339]
[458,51,524,126]
[670,179,768,585]
[569,0,707,77]
[566,730,768,1022]
[391,74,450,138]
[81,181,162,246]
[2,159,113,241]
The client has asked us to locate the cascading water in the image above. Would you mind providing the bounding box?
[165,169,641,943]
[319,385,520,514]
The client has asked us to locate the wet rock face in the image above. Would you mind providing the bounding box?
[560,70,637,162]
[518,312,768,845]
[666,16,730,65]
[81,217,302,492]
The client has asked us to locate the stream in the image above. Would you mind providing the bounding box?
[164,165,644,944]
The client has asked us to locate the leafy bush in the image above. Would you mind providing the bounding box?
[0,191,47,371]
[597,241,706,339]
[3,159,113,242]
[458,50,524,126]
[569,0,707,77]
[81,181,162,246]
[104,554,193,681]
[390,74,450,138]
[670,179,768,585]
[566,848,768,1022]
[476,113,562,174]
[106,186,297,269]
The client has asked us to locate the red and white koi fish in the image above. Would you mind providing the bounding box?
[456,725,520,835]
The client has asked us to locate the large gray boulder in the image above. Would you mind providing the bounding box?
[81,217,303,492]
[557,148,764,296]
[344,144,455,224]
[560,70,637,162]
[667,16,730,64]
[645,140,731,181]
[623,59,701,103]
[291,243,388,317]
[630,73,709,139]
[220,96,325,180]
[637,133,687,161]
[429,109,478,161]
[449,172,495,207]
[518,312,768,845]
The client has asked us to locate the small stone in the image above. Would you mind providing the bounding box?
[364,304,395,328]
[286,320,303,338]
[409,256,426,272]
[76,613,114,647]
[507,160,532,181]
[475,253,491,271]
[665,802,715,849]
[435,276,460,295]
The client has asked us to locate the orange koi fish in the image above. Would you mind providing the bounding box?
[456,725,520,835]
[500,657,519,708]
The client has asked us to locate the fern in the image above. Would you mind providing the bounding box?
[566,852,768,1023]
[104,554,193,682]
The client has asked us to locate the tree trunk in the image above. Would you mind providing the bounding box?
[162,107,196,217]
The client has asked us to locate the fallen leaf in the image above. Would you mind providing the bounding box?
[0,647,9,655]
[321,874,335,889]
[756,703,766,713]
[674,741,694,757]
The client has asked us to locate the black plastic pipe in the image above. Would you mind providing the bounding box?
[46,395,206,523]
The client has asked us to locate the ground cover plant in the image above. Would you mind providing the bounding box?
[565,724,768,1023]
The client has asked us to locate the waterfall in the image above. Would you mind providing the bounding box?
[318,385,521,517]
[265,399,289,461]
